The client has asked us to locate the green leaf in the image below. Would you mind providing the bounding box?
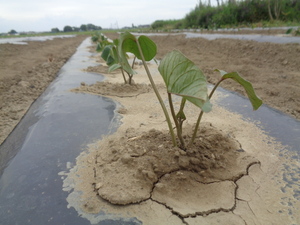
[215,69,263,110]
[158,50,211,112]
[118,32,136,75]
[108,64,122,73]
[118,32,157,75]
[96,43,103,52]
[101,45,116,66]
[137,35,157,61]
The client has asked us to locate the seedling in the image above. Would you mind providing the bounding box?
[111,32,262,150]
[94,33,139,84]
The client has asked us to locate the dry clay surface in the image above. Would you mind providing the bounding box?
[61,44,300,224]
[0,35,87,145]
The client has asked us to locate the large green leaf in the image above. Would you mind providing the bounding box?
[137,35,157,61]
[118,32,136,75]
[118,32,157,75]
[101,45,116,66]
[215,69,263,110]
[158,50,211,112]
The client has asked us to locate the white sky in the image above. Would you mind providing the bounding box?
[0,0,218,33]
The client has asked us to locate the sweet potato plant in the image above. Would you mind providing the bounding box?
[92,33,142,84]
[105,32,262,150]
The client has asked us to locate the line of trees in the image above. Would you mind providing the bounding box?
[51,23,102,33]
[152,0,300,29]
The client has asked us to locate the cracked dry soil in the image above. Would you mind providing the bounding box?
[60,40,299,224]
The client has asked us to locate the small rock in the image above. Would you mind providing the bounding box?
[80,82,86,86]
[142,170,157,181]
[190,157,200,165]
[117,107,127,114]
[178,156,190,168]
[121,153,133,164]
[174,151,180,157]
[95,183,103,190]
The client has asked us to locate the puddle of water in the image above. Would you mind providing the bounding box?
[0,35,76,45]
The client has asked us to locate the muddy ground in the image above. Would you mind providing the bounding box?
[0,35,87,145]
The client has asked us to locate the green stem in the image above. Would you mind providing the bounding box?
[120,68,127,84]
[178,98,186,133]
[125,71,133,85]
[132,56,136,69]
[168,93,185,149]
[136,40,177,146]
[189,78,224,146]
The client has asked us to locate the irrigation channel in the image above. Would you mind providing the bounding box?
[0,34,299,224]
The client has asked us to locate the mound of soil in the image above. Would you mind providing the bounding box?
[93,124,257,208]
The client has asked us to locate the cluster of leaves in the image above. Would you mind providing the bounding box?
[92,32,156,85]
[63,24,102,33]
[151,19,185,30]
[95,32,262,150]
[158,51,262,149]
[153,0,300,30]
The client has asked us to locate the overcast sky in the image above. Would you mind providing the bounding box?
[0,0,219,33]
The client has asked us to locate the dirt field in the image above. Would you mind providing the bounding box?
[0,35,87,145]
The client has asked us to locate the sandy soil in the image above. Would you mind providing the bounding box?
[0,35,87,145]
[60,33,299,224]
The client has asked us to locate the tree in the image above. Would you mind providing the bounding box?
[63,25,73,32]
[72,27,80,31]
[51,28,60,33]
[268,0,283,20]
[86,23,102,30]
[8,29,17,35]
[80,24,87,31]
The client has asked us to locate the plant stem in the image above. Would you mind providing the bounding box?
[136,40,177,146]
[125,71,133,85]
[168,93,185,149]
[189,78,224,146]
[177,98,186,133]
[132,56,136,69]
[120,68,127,84]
